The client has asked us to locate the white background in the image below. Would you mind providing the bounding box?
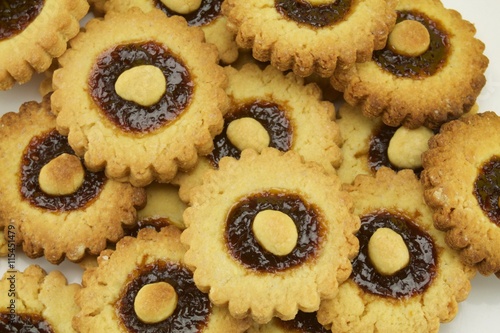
[0,1,499,332]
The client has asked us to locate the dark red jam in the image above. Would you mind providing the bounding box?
[117,261,211,333]
[125,217,171,238]
[277,311,329,332]
[0,312,53,332]
[0,0,44,40]
[89,41,193,133]
[225,190,324,273]
[207,100,293,168]
[155,0,222,27]
[351,211,437,299]
[474,156,500,226]
[20,130,106,211]
[373,10,450,78]
[275,0,352,28]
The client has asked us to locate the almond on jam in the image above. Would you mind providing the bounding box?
[154,0,223,26]
[0,0,44,40]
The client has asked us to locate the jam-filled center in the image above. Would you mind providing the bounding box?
[207,100,293,168]
[0,0,44,40]
[474,156,500,226]
[225,190,324,272]
[89,41,193,133]
[155,0,223,27]
[351,210,437,299]
[20,130,106,211]
[275,0,353,28]
[277,311,330,332]
[117,261,211,333]
[372,10,450,78]
[0,313,53,332]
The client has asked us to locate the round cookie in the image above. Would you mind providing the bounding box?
[173,63,342,202]
[0,0,89,90]
[73,226,251,332]
[51,8,228,187]
[333,0,488,129]
[181,148,359,324]
[421,112,500,277]
[0,265,80,332]
[317,167,475,333]
[104,0,239,64]
[222,0,398,77]
[0,97,146,264]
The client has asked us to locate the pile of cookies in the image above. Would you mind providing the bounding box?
[1,0,498,332]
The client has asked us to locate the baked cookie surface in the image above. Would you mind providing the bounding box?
[421,112,500,277]
[223,0,398,77]
[0,98,146,264]
[174,63,342,201]
[0,265,80,332]
[104,0,239,64]
[333,0,488,129]
[318,168,475,333]
[74,226,251,332]
[51,8,228,187]
[181,148,359,324]
[0,0,89,90]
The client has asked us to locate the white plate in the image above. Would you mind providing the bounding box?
[0,1,499,332]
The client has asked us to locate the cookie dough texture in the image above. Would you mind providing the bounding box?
[104,0,239,64]
[222,0,398,77]
[0,98,146,264]
[0,0,89,90]
[174,63,342,202]
[421,112,500,277]
[181,148,359,324]
[333,0,488,129]
[0,265,80,332]
[51,8,228,187]
[318,168,474,333]
[74,226,251,332]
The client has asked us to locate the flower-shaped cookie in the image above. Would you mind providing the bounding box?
[51,8,228,187]
[421,112,500,277]
[223,0,398,77]
[0,97,146,263]
[333,0,488,129]
[174,63,342,202]
[0,0,89,90]
[0,265,80,332]
[74,226,251,332]
[317,168,475,333]
[181,148,359,324]
[104,0,239,64]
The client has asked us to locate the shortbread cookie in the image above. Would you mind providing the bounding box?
[74,226,251,332]
[222,0,398,77]
[248,311,329,333]
[173,63,342,202]
[181,148,359,324]
[421,112,500,277]
[51,8,228,187]
[0,0,89,90]
[333,0,488,129]
[318,168,475,333]
[0,265,80,332]
[104,0,239,64]
[0,98,146,264]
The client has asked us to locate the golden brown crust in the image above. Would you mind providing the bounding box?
[173,63,342,202]
[334,0,488,129]
[74,226,251,332]
[421,112,500,277]
[0,0,89,90]
[0,265,80,332]
[318,167,475,332]
[0,98,146,264]
[181,148,359,324]
[223,0,398,77]
[51,8,228,187]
